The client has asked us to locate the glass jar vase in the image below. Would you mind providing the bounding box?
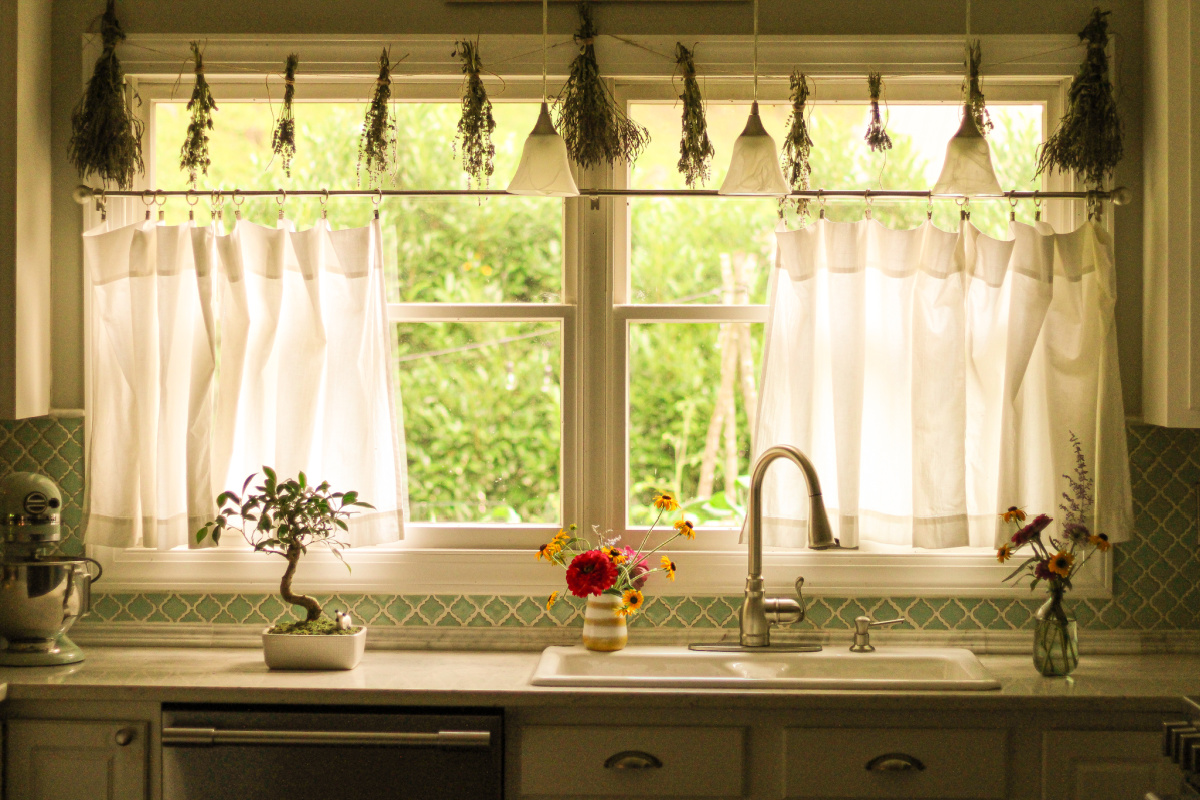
[1033,588,1079,677]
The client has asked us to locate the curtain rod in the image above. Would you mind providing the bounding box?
[72,185,1133,204]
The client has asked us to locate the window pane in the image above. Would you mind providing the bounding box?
[396,321,561,524]
[627,103,1042,303]
[628,322,763,528]
[154,101,562,303]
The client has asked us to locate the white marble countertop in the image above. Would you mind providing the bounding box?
[0,647,1196,711]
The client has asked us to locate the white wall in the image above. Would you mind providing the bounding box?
[45,0,1147,415]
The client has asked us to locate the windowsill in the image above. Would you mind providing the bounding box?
[89,536,1112,599]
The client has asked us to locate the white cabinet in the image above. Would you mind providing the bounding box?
[1142,0,1200,427]
[1041,730,1177,800]
[6,719,148,800]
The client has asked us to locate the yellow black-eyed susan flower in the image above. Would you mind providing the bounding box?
[996,543,1014,563]
[602,545,626,565]
[661,555,676,581]
[536,541,560,562]
[546,591,559,609]
[1048,550,1075,577]
[673,519,695,540]
[1002,506,1027,523]
[618,589,645,617]
[1089,532,1111,552]
[654,491,680,512]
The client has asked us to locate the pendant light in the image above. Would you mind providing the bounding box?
[718,0,789,196]
[932,0,1002,196]
[507,0,579,197]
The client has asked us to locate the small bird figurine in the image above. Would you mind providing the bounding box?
[334,610,353,631]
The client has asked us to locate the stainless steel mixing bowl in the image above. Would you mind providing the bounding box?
[0,558,97,652]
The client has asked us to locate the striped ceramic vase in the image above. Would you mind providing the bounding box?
[582,593,627,651]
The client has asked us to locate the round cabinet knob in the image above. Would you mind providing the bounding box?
[113,727,137,747]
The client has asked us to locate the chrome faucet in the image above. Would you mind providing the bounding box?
[691,444,837,652]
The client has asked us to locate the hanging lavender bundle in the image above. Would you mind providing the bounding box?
[358,49,396,188]
[69,0,144,189]
[453,40,496,189]
[780,71,813,214]
[863,72,892,152]
[1037,7,1124,187]
[271,54,299,177]
[556,1,650,169]
[675,43,713,188]
[966,41,992,135]
[180,42,217,187]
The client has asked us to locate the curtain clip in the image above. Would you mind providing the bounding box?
[1008,191,1017,222]
[864,188,873,220]
[957,195,970,221]
[94,188,107,222]
[186,189,199,221]
[926,190,933,220]
[276,188,287,220]
[211,190,224,222]
[142,190,155,221]
[1032,190,1042,222]
[232,190,244,220]
[320,188,329,219]
[817,189,825,220]
[373,188,383,220]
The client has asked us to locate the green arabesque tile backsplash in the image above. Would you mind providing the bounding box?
[2,417,1197,632]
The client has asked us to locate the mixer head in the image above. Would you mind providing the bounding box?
[0,472,62,552]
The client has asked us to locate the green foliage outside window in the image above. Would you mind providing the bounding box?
[155,96,1040,530]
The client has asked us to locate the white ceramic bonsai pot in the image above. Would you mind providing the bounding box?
[261,626,367,670]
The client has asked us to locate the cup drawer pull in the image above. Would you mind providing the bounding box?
[604,750,663,770]
[865,752,926,772]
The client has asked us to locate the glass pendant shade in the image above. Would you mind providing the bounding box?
[718,102,790,196]
[507,102,579,197]
[932,104,1003,196]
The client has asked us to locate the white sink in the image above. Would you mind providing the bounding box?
[531,645,1001,691]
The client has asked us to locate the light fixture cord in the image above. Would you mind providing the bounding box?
[752,0,759,103]
[544,0,549,101]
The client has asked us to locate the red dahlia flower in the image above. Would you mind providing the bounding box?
[566,550,618,597]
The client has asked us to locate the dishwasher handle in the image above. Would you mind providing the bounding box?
[162,727,491,749]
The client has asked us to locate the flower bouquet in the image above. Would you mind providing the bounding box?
[538,491,694,651]
[997,434,1111,676]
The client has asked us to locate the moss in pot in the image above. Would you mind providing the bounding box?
[196,468,373,669]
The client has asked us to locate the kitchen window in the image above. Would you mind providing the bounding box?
[87,35,1111,598]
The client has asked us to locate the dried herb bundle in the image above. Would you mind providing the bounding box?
[180,42,217,187]
[1037,7,1124,187]
[674,43,713,189]
[965,40,992,136]
[358,49,396,188]
[555,2,650,169]
[271,54,299,177]
[69,0,144,189]
[781,71,813,213]
[453,40,496,189]
[864,72,892,152]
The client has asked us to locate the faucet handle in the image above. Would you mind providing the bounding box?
[763,576,809,627]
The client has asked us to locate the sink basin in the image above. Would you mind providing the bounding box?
[531,645,1001,691]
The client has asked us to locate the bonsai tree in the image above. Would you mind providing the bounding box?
[196,467,372,631]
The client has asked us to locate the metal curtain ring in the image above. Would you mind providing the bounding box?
[373,188,383,218]
[864,188,873,219]
[1008,190,1018,220]
[231,189,245,219]
[926,190,933,220]
[817,189,826,219]
[320,188,330,218]
[1032,190,1042,221]
[154,190,167,207]
[276,188,287,219]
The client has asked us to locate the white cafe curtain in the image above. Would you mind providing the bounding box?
[754,218,1132,550]
[84,217,406,549]
[83,219,217,549]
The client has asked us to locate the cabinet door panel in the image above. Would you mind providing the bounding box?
[7,719,147,800]
[1041,730,1177,800]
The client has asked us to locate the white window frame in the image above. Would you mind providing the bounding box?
[85,33,1113,598]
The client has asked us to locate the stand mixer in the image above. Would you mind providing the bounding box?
[0,472,101,666]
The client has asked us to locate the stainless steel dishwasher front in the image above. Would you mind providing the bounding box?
[161,705,503,800]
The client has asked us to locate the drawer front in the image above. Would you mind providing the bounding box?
[785,727,1007,799]
[519,724,745,798]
